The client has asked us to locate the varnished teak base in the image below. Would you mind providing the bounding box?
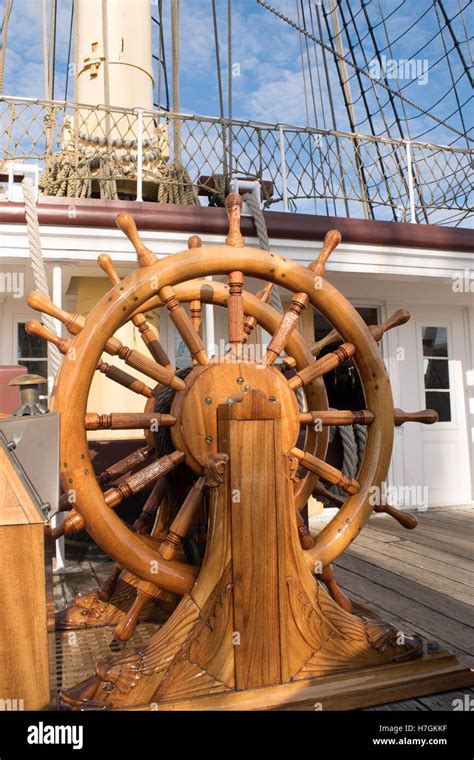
[128,651,472,711]
[60,391,473,711]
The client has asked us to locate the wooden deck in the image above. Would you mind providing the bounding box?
[327,505,473,710]
[54,505,473,711]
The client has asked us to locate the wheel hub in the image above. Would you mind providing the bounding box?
[170,358,300,473]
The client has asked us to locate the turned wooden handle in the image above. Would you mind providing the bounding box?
[116,212,157,266]
[159,476,206,560]
[375,503,418,529]
[97,445,154,485]
[319,563,352,612]
[296,510,315,550]
[188,234,202,249]
[310,328,341,357]
[225,193,245,247]
[266,231,341,365]
[132,477,167,534]
[242,282,273,342]
[228,270,244,348]
[98,253,121,285]
[370,309,411,342]
[309,230,341,277]
[394,408,438,426]
[105,336,185,390]
[28,291,85,334]
[292,448,360,495]
[266,292,309,365]
[312,481,345,508]
[51,510,85,540]
[299,409,375,426]
[26,320,71,354]
[97,363,153,398]
[98,565,123,602]
[159,285,208,364]
[104,451,185,508]
[85,412,176,431]
[289,342,355,390]
[114,591,149,641]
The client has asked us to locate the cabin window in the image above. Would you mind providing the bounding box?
[17,322,48,398]
[422,326,451,422]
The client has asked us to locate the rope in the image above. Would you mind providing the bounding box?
[256,0,471,142]
[244,193,283,315]
[227,0,233,174]
[171,0,181,162]
[211,0,228,180]
[327,407,367,499]
[0,0,11,95]
[41,0,48,99]
[157,160,198,205]
[22,177,62,376]
[48,0,55,99]
[73,0,79,103]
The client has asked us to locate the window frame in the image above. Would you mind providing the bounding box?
[417,320,455,428]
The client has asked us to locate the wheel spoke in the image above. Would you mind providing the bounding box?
[26,321,156,399]
[97,445,155,486]
[241,282,273,344]
[292,447,360,494]
[265,230,341,365]
[116,211,158,267]
[309,328,341,357]
[159,476,206,560]
[27,292,185,390]
[299,409,374,426]
[227,271,244,356]
[370,309,411,342]
[98,253,173,369]
[394,408,438,426]
[318,564,352,612]
[313,481,346,508]
[289,342,355,390]
[85,412,176,431]
[104,451,185,509]
[159,285,209,365]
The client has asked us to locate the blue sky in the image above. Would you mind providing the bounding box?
[0,0,471,147]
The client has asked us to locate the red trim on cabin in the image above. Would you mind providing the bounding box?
[0,197,472,253]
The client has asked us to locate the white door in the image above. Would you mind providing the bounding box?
[414,311,471,505]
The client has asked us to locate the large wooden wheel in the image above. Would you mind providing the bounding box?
[27,194,437,601]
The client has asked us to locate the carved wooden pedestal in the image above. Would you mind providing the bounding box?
[60,391,472,710]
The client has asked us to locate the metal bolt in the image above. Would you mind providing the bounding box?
[204,396,212,405]
[243,384,251,391]
[236,376,245,384]
[269,395,276,403]
[205,435,213,444]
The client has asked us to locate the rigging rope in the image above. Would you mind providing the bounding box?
[255,0,471,142]
[171,0,181,163]
[0,0,11,95]
[22,177,62,377]
[211,0,228,182]
[244,193,283,315]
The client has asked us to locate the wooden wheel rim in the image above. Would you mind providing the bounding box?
[53,245,393,590]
